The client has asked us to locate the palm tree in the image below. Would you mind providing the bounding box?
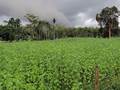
[25,14,39,39]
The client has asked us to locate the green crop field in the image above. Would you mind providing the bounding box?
[0,38,120,90]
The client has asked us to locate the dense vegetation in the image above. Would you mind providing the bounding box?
[0,38,120,90]
[0,15,100,41]
[0,16,120,41]
[0,5,120,41]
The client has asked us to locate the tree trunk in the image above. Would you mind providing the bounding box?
[109,23,112,38]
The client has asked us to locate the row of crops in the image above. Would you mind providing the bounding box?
[0,38,120,90]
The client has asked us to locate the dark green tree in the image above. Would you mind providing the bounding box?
[96,6,120,38]
[1,18,21,41]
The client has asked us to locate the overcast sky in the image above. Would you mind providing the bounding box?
[0,0,120,27]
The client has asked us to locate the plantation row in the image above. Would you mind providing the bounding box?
[0,38,120,90]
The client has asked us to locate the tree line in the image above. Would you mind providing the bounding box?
[0,6,120,41]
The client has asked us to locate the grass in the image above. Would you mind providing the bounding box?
[0,38,120,90]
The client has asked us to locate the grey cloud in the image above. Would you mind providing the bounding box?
[54,0,120,27]
[0,0,120,27]
[0,0,71,26]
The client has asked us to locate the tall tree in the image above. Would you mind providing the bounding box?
[96,6,120,38]
[1,18,21,41]
[25,14,39,39]
[25,14,52,40]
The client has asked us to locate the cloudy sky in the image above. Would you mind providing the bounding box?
[0,0,120,27]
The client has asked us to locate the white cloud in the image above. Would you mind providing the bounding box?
[84,19,98,27]
[0,15,10,25]
[119,17,120,27]
[75,13,98,27]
